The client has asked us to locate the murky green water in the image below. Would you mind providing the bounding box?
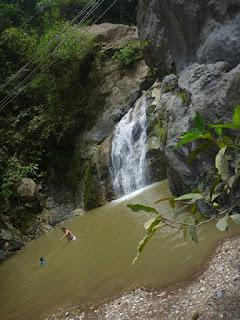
[0,181,239,320]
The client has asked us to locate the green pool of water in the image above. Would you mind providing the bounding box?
[0,181,239,320]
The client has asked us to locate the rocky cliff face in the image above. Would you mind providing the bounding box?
[138,0,240,73]
[67,23,153,209]
[137,0,240,198]
[0,23,152,261]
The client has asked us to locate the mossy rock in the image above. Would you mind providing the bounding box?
[83,162,105,210]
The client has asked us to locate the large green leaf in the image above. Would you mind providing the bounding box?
[215,147,230,183]
[132,228,160,265]
[194,112,205,133]
[216,215,229,231]
[233,105,240,127]
[127,204,159,215]
[155,197,173,204]
[144,217,162,231]
[177,129,213,147]
[210,123,238,129]
[175,193,203,202]
[215,127,223,137]
[230,214,240,224]
[216,136,233,149]
[177,130,203,147]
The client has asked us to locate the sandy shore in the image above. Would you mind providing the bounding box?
[46,236,240,320]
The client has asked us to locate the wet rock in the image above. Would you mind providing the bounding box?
[132,122,143,142]
[8,237,23,251]
[0,249,7,262]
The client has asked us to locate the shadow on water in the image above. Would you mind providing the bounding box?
[0,180,239,320]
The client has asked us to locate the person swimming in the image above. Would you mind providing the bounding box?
[60,227,76,241]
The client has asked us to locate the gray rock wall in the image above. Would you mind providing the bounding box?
[137,0,240,199]
[138,0,240,73]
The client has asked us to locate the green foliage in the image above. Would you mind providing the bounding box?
[0,27,37,81]
[176,106,240,232]
[0,3,22,33]
[147,68,159,82]
[174,193,203,202]
[0,0,103,208]
[128,201,203,264]
[194,112,205,132]
[1,156,39,201]
[113,40,143,68]
[127,204,159,215]
[129,106,240,263]
[35,23,96,63]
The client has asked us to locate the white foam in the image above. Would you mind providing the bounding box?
[111,182,160,204]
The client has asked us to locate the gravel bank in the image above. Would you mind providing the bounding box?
[46,237,240,320]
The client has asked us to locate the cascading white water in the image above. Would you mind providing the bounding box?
[111,95,148,197]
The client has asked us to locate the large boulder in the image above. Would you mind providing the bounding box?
[84,23,138,51]
[17,178,38,202]
[138,0,240,73]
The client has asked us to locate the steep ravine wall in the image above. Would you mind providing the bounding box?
[137,0,240,199]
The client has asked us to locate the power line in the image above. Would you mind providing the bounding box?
[0,0,104,110]
[0,0,119,112]
[0,0,96,91]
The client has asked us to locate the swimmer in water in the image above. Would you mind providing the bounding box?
[60,227,76,241]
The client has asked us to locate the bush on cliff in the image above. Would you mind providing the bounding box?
[113,40,143,68]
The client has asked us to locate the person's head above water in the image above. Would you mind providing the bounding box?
[61,227,66,232]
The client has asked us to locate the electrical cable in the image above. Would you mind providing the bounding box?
[0,0,96,91]
[0,0,103,110]
[0,0,119,111]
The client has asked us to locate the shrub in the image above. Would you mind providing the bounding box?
[1,155,39,200]
[113,40,143,68]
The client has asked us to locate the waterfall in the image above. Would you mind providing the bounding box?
[111,95,148,197]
